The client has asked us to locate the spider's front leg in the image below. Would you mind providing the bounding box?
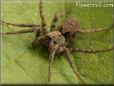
[50,13,64,31]
[48,43,60,82]
[39,0,47,33]
[43,31,65,82]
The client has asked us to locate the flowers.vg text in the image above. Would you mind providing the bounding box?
[76,2,113,7]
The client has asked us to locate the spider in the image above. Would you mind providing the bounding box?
[1,0,114,84]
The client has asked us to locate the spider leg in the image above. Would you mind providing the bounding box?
[64,47,85,84]
[1,27,39,35]
[77,26,113,34]
[70,47,114,53]
[0,20,40,27]
[48,50,55,82]
[50,13,64,31]
[39,0,46,33]
[48,43,59,82]
[32,34,46,49]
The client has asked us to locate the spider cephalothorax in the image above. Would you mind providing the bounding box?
[1,0,114,84]
[32,31,66,54]
[44,31,65,50]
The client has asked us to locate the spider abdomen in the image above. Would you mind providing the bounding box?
[59,18,80,35]
[59,18,80,46]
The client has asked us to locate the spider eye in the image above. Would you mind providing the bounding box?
[48,37,52,42]
[45,37,52,45]
[47,36,52,40]
[48,37,52,40]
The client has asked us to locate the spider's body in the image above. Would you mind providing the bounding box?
[1,0,113,84]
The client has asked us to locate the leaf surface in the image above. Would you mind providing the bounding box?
[1,0,113,84]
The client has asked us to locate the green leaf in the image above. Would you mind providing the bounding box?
[1,0,113,84]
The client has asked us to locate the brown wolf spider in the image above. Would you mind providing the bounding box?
[1,0,114,84]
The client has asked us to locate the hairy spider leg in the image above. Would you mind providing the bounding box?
[50,13,64,31]
[65,47,85,84]
[0,21,40,35]
[39,0,46,33]
[1,27,39,35]
[77,26,113,34]
[0,20,39,27]
[70,47,114,53]
[50,14,58,31]
[48,43,59,82]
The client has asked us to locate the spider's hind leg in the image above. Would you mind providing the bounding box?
[77,26,113,34]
